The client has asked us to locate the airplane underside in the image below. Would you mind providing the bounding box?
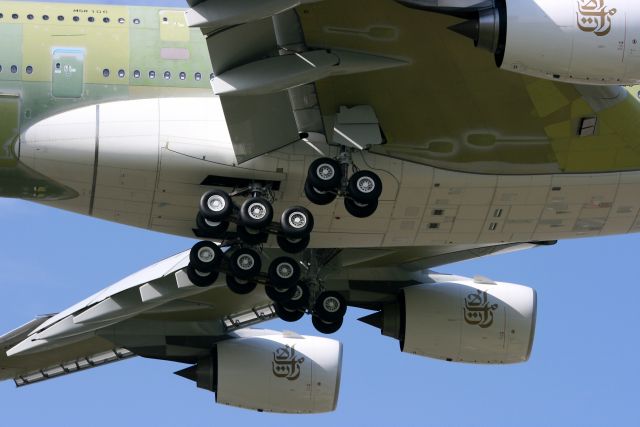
[1,0,639,416]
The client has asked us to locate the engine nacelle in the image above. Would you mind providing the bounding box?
[363,280,536,364]
[422,0,640,84]
[176,332,343,414]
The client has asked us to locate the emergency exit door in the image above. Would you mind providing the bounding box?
[52,48,84,98]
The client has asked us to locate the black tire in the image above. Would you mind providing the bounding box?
[274,303,305,323]
[229,248,262,280]
[312,315,343,335]
[280,206,314,238]
[284,282,310,310]
[236,225,269,245]
[200,190,233,222]
[189,241,223,272]
[239,197,273,229]
[268,257,300,290]
[347,170,382,203]
[196,213,229,237]
[314,291,348,323]
[304,180,337,206]
[186,264,219,288]
[266,284,297,303]
[308,157,342,191]
[277,234,310,254]
[225,275,257,295]
[344,197,378,218]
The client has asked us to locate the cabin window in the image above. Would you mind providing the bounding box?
[164,71,171,80]
[26,66,33,75]
[11,14,18,20]
[0,65,3,73]
[133,18,141,24]
[42,15,49,21]
[118,18,125,24]
[0,14,4,19]
[73,16,79,22]
[118,69,125,78]
[88,17,95,23]
[27,14,34,20]
[10,65,17,74]
[133,70,141,79]
[103,17,110,23]
[195,72,202,81]
[179,72,186,80]
[103,69,110,78]
[57,15,64,21]
[149,70,156,79]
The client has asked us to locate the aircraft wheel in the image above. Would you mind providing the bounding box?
[236,225,269,245]
[304,180,337,206]
[266,284,297,303]
[239,197,273,229]
[344,197,378,218]
[186,264,219,288]
[308,157,342,191]
[276,234,310,254]
[225,275,257,295]
[280,206,314,238]
[189,241,223,272]
[347,170,382,204]
[274,303,305,323]
[196,213,229,237]
[229,248,262,280]
[285,282,310,310]
[200,190,233,222]
[314,291,348,323]
[268,257,300,290]
[312,315,343,335]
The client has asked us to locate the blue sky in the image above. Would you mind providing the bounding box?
[0,1,638,426]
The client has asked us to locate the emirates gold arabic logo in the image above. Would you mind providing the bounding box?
[463,290,498,328]
[577,0,617,36]
[272,345,305,381]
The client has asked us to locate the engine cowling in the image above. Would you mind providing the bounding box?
[175,332,343,414]
[408,0,640,85]
[362,280,536,364]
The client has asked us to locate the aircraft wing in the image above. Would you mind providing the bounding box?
[0,240,547,387]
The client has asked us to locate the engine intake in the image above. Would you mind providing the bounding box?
[361,280,537,364]
[176,332,343,414]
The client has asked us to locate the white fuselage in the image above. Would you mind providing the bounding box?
[18,96,640,248]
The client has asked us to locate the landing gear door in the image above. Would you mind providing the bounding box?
[52,48,84,98]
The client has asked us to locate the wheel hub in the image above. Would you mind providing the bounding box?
[197,247,215,263]
[207,195,226,212]
[248,202,267,220]
[277,263,294,279]
[237,254,255,270]
[289,212,307,229]
[317,164,335,181]
[323,296,341,313]
[357,176,375,194]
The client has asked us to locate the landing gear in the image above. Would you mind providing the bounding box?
[229,248,262,280]
[304,154,382,219]
[186,264,219,288]
[226,275,257,295]
[312,316,344,335]
[200,190,233,222]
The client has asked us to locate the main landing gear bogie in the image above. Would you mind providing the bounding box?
[196,186,314,254]
[185,241,348,335]
[305,154,383,219]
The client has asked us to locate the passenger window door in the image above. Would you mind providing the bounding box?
[52,48,84,98]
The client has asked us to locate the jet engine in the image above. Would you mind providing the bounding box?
[361,280,536,364]
[175,332,342,414]
[401,0,640,85]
